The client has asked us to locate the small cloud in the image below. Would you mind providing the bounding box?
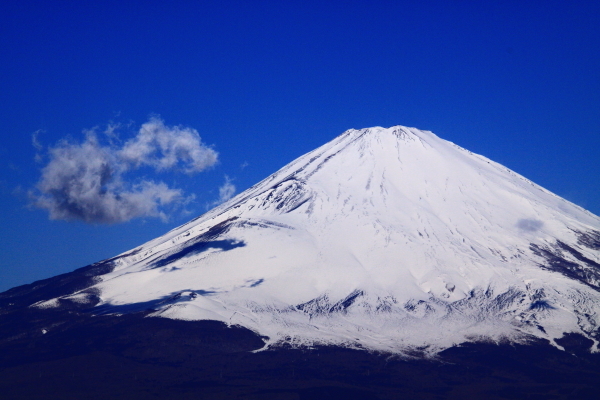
[119,117,218,174]
[218,176,236,203]
[103,122,122,145]
[208,176,236,209]
[240,161,249,170]
[517,218,544,232]
[30,117,218,224]
[32,129,45,162]
[32,129,44,151]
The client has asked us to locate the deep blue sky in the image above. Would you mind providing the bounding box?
[1,0,599,292]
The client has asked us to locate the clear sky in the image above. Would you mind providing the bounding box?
[1,0,599,292]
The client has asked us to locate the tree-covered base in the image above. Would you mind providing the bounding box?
[1,307,599,400]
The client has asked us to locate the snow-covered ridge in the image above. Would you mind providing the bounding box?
[36,126,600,355]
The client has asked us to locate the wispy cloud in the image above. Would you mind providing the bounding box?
[30,117,218,224]
[208,176,236,209]
[32,129,44,151]
[217,176,236,203]
[32,129,44,163]
[516,218,544,232]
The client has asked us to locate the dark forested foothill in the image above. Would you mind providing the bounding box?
[1,304,600,400]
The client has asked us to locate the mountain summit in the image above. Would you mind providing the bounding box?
[28,126,600,354]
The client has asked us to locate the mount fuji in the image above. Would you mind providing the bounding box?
[14,125,600,357]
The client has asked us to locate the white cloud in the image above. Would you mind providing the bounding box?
[32,129,44,151]
[31,118,218,224]
[516,218,544,232]
[208,176,236,209]
[103,122,122,145]
[218,176,236,204]
[119,117,218,174]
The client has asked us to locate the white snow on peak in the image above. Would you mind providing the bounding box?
[57,126,600,355]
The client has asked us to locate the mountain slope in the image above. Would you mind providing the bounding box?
[25,126,600,354]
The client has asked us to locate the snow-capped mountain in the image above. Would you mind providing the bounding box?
[34,126,600,355]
